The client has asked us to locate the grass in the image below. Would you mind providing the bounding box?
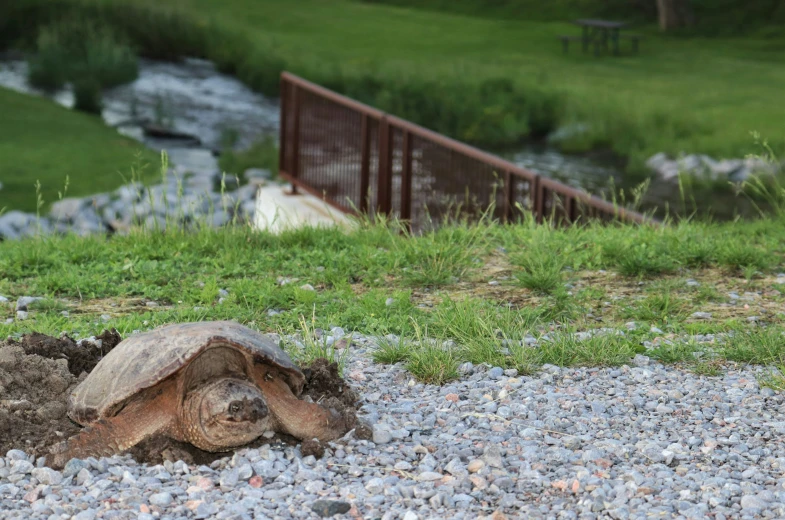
[278,311,352,376]
[1,0,784,207]
[2,181,785,387]
[218,135,279,178]
[360,0,785,36]
[0,86,158,213]
[27,18,138,92]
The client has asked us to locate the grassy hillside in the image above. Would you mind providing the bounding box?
[0,86,158,213]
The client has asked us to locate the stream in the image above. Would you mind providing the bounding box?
[0,56,629,201]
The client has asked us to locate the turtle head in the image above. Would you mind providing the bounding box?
[182,378,271,451]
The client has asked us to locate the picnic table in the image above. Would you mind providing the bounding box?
[559,19,642,56]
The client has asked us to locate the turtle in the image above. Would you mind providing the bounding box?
[47,320,349,468]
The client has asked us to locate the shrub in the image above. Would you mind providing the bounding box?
[27,18,139,92]
[73,77,103,114]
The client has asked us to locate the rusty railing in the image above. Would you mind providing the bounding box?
[278,72,653,232]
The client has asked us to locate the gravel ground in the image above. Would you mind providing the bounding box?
[2,330,785,520]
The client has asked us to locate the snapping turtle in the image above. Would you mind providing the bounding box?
[48,321,348,468]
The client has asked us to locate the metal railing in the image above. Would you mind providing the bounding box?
[278,72,654,232]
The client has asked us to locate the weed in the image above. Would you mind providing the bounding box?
[622,293,689,323]
[404,323,459,385]
[281,310,351,375]
[512,247,566,295]
[429,297,542,369]
[536,332,640,367]
[721,327,785,365]
[371,334,412,365]
[646,340,699,364]
[394,220,490,287]
[758,365,785,392]
[692,359,724,377]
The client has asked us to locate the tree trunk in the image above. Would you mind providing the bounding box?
[656,0,694,31]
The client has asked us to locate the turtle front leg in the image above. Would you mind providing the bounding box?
[254,373,347,442]
[48,388,176,469]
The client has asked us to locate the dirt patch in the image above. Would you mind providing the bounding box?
[12,329,123,377]
[0,331,367,466]
[0,344,81,458]
[0,329,124,458]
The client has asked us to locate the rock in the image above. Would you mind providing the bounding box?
[691,312,712,320]
[16,296,43,311]
[365,477,385,493]
[741,495,769,510]
[373,425,393,445]
[62,459,89,477]
[49,197,87,221]
[149,492,173,507]
[219,468,239,488]
[481,445,504,468]
[458,362,474,375]
[467,459,485,473]
[76,468,92,485]
[488,367,504,379]
[419,471,443,481]
[32,467,62,485]
[310,499,351,517]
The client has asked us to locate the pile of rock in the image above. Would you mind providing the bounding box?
[0,166,273,240]
[646,152,780,183]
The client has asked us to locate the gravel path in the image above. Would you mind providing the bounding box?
[2,331,785,519]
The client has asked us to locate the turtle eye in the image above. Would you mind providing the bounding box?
[229,403,240,414]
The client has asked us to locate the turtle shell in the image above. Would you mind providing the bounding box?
[68,320,304,424]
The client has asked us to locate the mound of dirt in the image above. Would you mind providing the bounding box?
[301,358,371,440]
[0,344,81,458]
[0,330,367,466]
[12,329,123,377]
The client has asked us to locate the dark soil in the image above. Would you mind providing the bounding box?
[301,358,372,441]
[13,329,123,377]
[0,331,367,466]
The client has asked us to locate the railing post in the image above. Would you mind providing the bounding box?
[400,130,412,231]
[566,195,577,224]
[533,176,543,224]
[290,84,301,195]
[278,75,288,177]
[359,114,371,214]
[502,171,513,224]
[377,116,393,216]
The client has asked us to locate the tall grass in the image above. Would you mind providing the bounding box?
[27,18,138,91]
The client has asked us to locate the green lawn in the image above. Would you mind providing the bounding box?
[0,86,157,213]
[146,0,785,161]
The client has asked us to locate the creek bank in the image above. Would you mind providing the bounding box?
[645,152,781,183]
